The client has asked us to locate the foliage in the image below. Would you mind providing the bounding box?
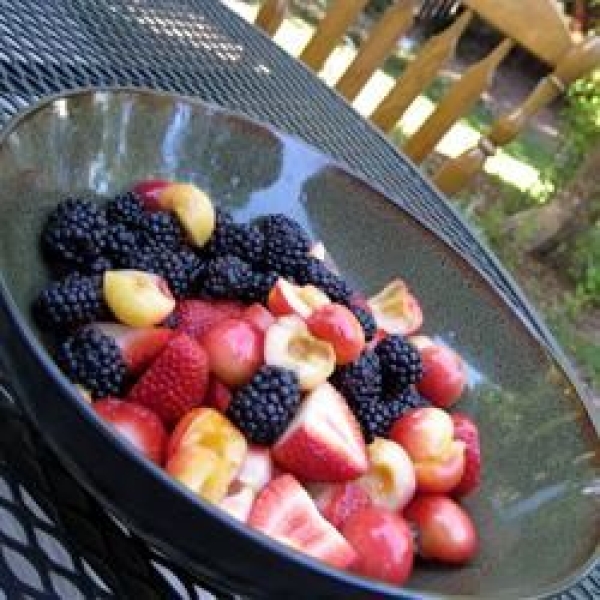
[536,70,600,202]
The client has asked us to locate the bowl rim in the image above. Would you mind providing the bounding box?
[0,86,597,600]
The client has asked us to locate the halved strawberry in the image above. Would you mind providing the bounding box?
[94,398,167,465]
[248,474,356,569]
[273,383,368,482]
[451,413,481,497]
[92,322,174,374]
[174,299,243,341]
[310,482,372,529]
[127,334,209,427]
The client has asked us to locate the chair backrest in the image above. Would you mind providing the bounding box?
[254,0,600,195]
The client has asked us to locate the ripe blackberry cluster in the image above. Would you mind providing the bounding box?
[295,258,353,304]
[34,274,108,331]
[385,388,430,418]
[205,208,265,265]
[201,256,277,304]
[347,396,395,443]
[42,199,108,268]
[227,366,301,444]
[331,350,382,405]
[123,248,205,297]
[136,212,184,251]
[59,328,127,398]
[257,214,311,274]
[375,335,423,394]
[105,192,144,226]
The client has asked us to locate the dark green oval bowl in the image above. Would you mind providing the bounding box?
[0,89,597,600]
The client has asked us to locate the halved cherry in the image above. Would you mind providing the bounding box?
[264,316,335,391]
[267,278,330,319]
[132,179,171,211]
[306,303,365,365]
[368,279,423,336]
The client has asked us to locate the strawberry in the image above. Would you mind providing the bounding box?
[94,398,168,465]
[451,413,481,497]
[248,474,356,569]
[127,334,209,427]
[173,299,243,341]
[272,382,368,482]
[92,322,174,373]
[310,482,372,529]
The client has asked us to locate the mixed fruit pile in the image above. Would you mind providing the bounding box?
[34,180,481,586]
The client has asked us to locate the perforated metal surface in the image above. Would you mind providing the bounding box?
[0,1,596,598]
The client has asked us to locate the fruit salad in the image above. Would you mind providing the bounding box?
[33,180,481,587]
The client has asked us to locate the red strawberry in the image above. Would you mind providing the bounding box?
[205,376,232,413]
[248,474,356,569]
[451,413,481,497]
[311,482,372,529]
[94,398,168,465]
[92,323,174,373]
[273,383,368,482]
[127,334,209,427]
[173,299,243,341]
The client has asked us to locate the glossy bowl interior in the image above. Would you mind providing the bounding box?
[0,89,597,599]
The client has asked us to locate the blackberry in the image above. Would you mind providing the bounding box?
[256,214,311,274]
[201,255,253,300]
[295,258,353,303]
[385,388,430,423]
[347,304,377,342]
[42,198,107,267]
[203,207,235,257]
[121,249,206,298]
[375,335,423,393]
[347,396,394,443]
[331,350,382,405]
[242,271,278,304]
[84,256,113,275]
[59,328,127,398]
[233,223,265,265]
[152,249,206,298]
[227,366,301,445]
[205,209,265,262]
[105,192,144,226]
[137,212,184,251]
[105,223,138,265]
[34,274,107,331]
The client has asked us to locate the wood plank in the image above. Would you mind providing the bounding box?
[255,0,288,36]
[434,37,600,194]
[335,0,415,101]
[403,37,513,163]
[463,0,572,65]
[370,9,472,132]
[300,0,370,72]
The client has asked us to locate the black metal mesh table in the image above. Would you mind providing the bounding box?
[0,1,597,598]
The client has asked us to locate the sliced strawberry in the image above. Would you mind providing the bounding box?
[273,383,368,482]
[94,398,167,465]
[248,474,356,569]
[311,482,372,529]
[173,299,244,341]
[127,334,209,427]
[451,413,481,497]
[92,323,174,373]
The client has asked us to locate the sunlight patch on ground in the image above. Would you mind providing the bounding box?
[220,1,542,191]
